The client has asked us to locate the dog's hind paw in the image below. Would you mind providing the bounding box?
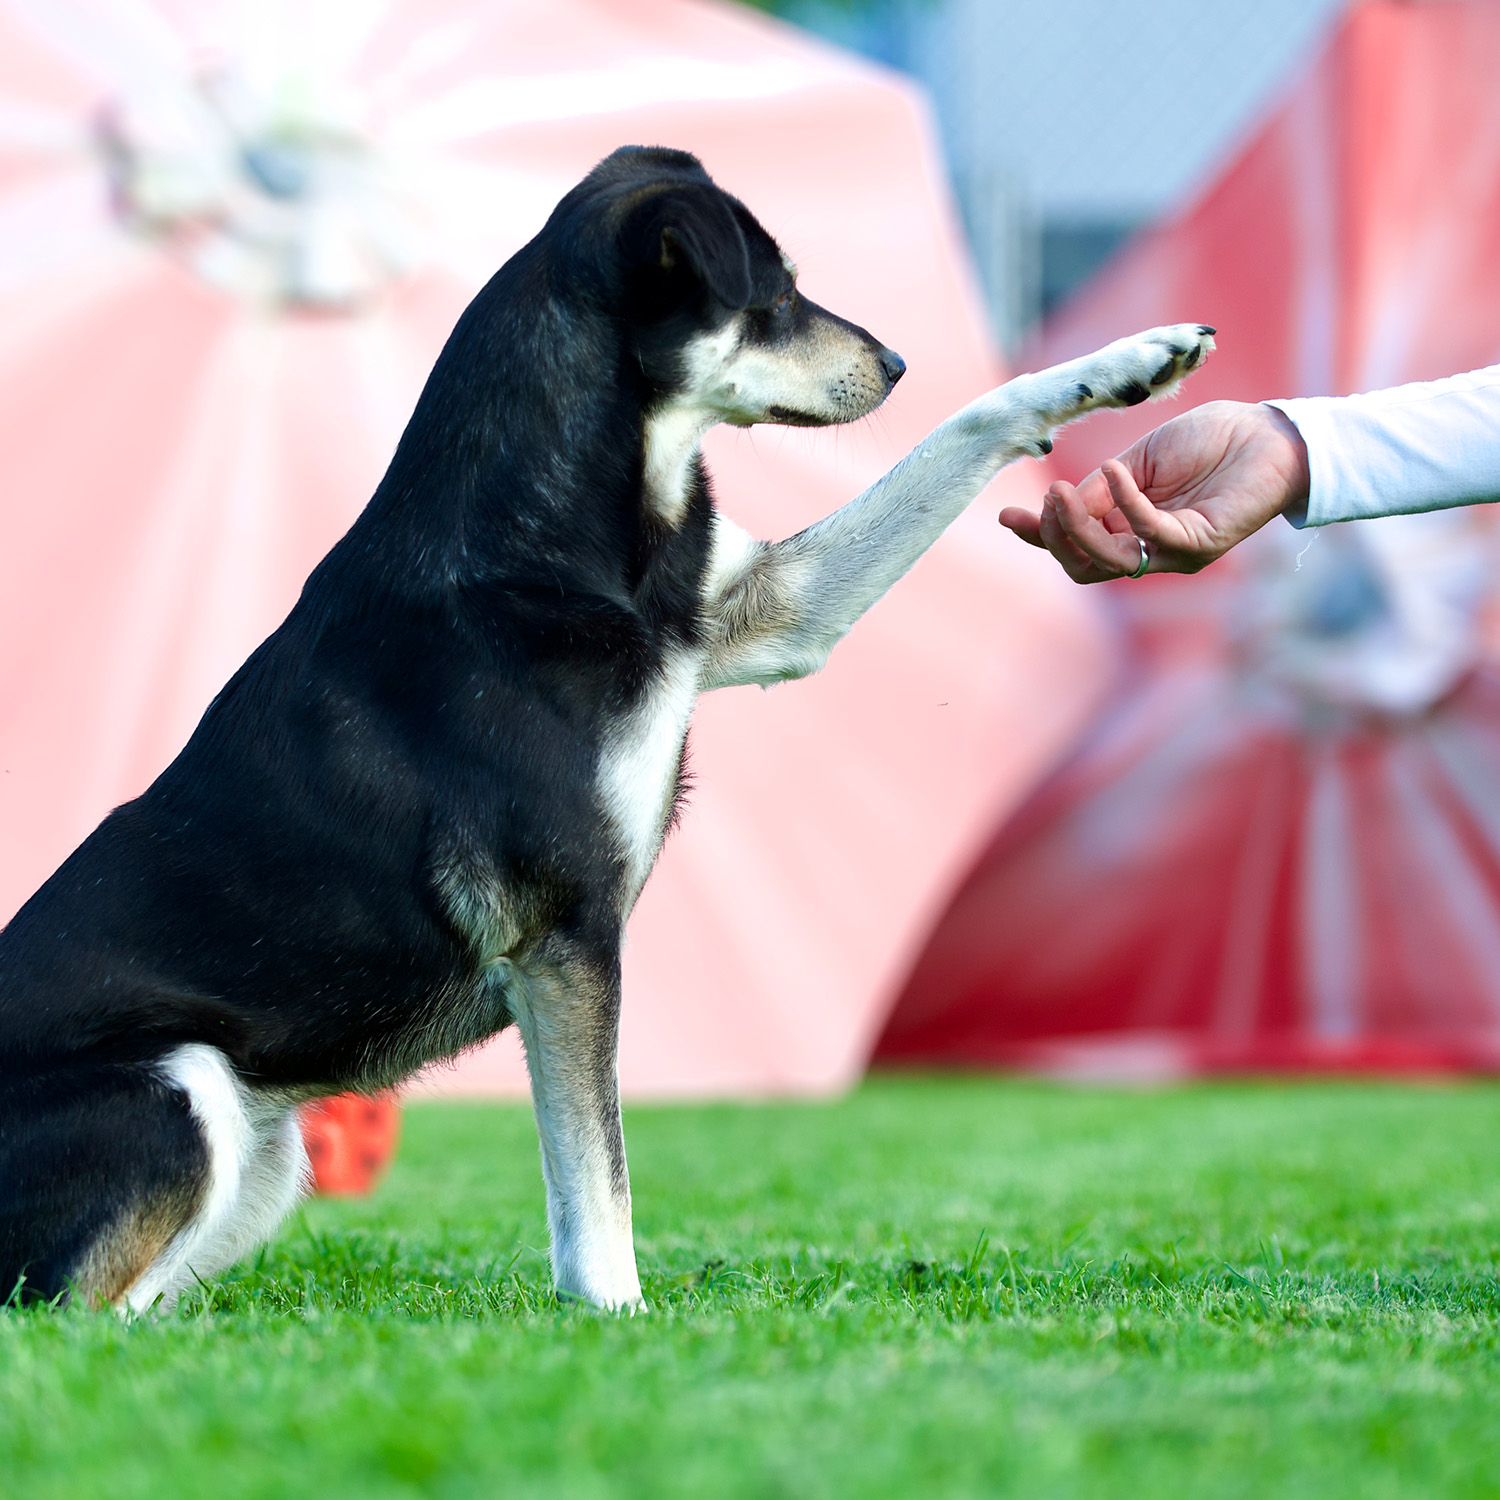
[1075,323,1217,411]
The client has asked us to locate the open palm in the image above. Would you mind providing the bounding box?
[1000,400,1311,582]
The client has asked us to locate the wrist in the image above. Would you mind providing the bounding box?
[1258,402,1311,522]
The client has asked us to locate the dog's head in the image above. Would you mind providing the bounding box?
[552,147,904,429]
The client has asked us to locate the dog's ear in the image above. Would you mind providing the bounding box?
[623,184,752,311]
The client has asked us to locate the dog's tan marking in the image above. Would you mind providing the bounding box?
[74,1186,203,1309]
[432,833,529,965]
[121,1046,309,1315]
[700,514,806,686]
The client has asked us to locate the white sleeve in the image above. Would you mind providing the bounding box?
[1265,364,1500,528]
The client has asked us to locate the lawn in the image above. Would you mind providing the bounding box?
[4,1077,1500,1499]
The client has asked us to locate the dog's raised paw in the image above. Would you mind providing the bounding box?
[1086,324,1216,409]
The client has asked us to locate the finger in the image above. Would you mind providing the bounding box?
[1039,491,1116,583]
[1049,479,1144,576]
[1068,467,1117,519]
[998,505,1044,547]
[1101,459,1179,544]
[1038,490,1076,553]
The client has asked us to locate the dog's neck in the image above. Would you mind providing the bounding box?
[642,401,717,528]
[354,258,719,599]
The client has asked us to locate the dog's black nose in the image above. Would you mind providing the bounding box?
[879,347,906,387]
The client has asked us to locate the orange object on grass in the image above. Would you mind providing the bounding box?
[300,1095,401,1197]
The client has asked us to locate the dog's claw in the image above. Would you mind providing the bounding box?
[1071,323,1216,413]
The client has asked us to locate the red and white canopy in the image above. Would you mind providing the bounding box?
[0,0,1107,1096]
[875,0,1500,1078]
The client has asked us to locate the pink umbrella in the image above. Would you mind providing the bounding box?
[0,0,1108,1097]
[875,0,1500,1079]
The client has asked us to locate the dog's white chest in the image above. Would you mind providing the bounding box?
[597,648,700,903]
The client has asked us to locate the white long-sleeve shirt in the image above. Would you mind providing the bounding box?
[1266,364,1500,527]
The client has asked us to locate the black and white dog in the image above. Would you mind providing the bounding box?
[0,147,1211,1311]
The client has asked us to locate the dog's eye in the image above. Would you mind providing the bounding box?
[775,288,793,312]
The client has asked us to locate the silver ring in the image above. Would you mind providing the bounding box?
[1128,536,1150,579]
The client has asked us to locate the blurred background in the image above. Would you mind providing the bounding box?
[756,0,1350,357]
[2,0,1500,1188]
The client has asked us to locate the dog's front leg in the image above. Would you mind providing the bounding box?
[507,943,642,1311]
[701,324,1215,690]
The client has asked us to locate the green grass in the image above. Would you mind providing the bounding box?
[5,1078,1500,1498]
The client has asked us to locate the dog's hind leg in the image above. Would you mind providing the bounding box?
[506,942,642,1311]
[698,324,1216,690]
[0,1060,210,1308]
[0,1046,305,1312]
[125,1044,308,1313]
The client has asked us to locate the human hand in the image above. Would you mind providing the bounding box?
[998,400,1311,582]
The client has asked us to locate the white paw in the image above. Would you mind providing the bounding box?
[558,1286,648,1314]
[553,1245,645,1312]
[1072,323,1216,411]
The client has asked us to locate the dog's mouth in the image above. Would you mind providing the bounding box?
[764,405,834,427]
[762,355,904,429]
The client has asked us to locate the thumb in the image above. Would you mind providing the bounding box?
[998,505,1045,547]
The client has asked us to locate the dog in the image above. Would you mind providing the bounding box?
[0,146,1212,1311]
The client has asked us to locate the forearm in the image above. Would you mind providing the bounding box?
[701,325,1214,685]
[777,391,1027,637]
[775,337,1196,639]
[1268,364,1500,527]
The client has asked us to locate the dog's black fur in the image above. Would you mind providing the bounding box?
[0,146,901,1305]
